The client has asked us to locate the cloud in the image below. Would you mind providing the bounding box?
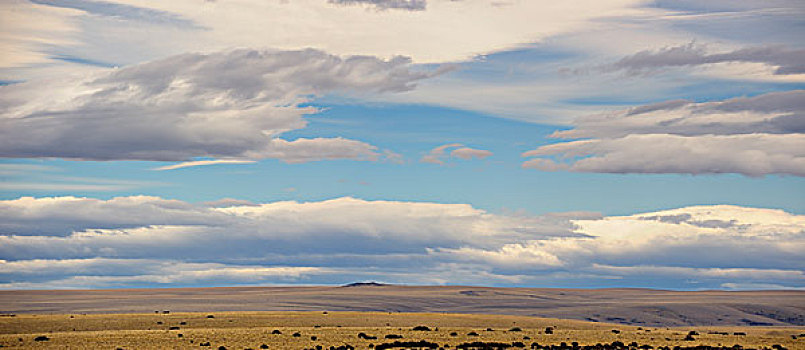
[0,258,325,289]
[0,164,59,176]
[6,0,652,72]
[328,0,427,11]
[0,196,802,289]
[552,90,805,139]
[523,134,805,177]
[420,143,462,164]
[436,204,805,273]
[29,0,201,28]
[450,147,493,160]
[0,163,163,192]
[606,42,805,76]
[421,143,492,165]
[523,90,805,176]
[0,48,438,164]
[153,159,256,171]
[0,1,81,68]
[720,283,805,291]
[0,182,151,192]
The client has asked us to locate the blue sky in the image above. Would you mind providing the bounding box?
[3,102,803,216]
[0,0,803,290]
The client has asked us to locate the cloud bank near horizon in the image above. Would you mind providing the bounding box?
[1,196,802,290]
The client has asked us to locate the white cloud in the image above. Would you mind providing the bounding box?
[8,0,651,68]
[0,1,81,68]
[523,90,805,176]
[437,205,805,277]
[153,159,256,171]
[0,258,325,289]
[375,3,805,123]
[0,196,802,289]
[0,48,437,164]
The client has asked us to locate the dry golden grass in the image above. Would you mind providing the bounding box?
[2,286,802,328]
[0,311,802,349]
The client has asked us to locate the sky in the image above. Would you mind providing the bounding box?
[0,0,803,290]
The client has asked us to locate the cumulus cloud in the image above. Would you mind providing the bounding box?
[328,0,427,11]
[606,42,805,76]
[421,143,492,165]
[435,205,805,277]
[523,90,805,176]
[0,49,440,165]
[0,196,802,289]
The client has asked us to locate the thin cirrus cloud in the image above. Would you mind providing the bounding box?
[28,0,202,28]
[3,0,652,75]
[421,143,492,165]
[0,196,802,289]
[327,0,428,11]
[522,90,805,177]
[0,48,445,167]
[153,159,257,171]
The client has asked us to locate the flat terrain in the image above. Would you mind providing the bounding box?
[1,286,803,327]
[1,311,803,349]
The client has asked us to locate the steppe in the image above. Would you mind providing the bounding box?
[0,285,802,349]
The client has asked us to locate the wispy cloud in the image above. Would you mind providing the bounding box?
[153,159,256,171]
[327,0,427,11]
[0,163,164,192]
[30,0,201,28]
[0,163,59,176]
[0,182,142,192]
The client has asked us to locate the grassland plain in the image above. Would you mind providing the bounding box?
[1,286,803,327]
[0,311,803,350]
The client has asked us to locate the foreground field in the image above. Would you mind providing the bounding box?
[0,311,802,350]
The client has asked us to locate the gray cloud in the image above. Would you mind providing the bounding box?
[640,213,743,229]
[524,90,805,176]
[328,0,427,11]
[0,196,802,289]
[606,42,805,76]
[0,49,440,164]
[524,134,805,176]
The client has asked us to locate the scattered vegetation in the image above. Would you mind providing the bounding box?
[0,311,797,349]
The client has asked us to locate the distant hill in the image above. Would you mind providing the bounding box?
[341,282,391,287]
[1,286,802,327]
